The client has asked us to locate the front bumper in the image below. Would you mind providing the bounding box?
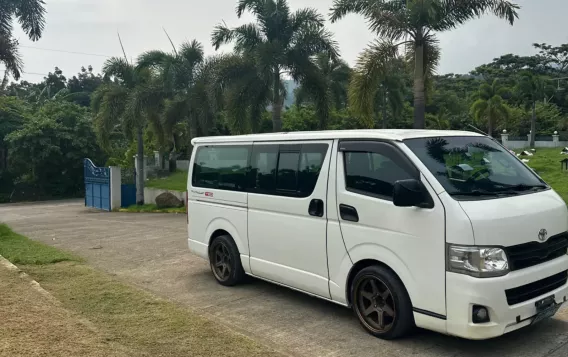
[446,255,568,340]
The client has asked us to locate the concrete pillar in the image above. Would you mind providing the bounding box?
[154,151,163,169]
[501,131,509,148]
[527,133,531,147]
[553,132,560,147]
[109,166,122,211]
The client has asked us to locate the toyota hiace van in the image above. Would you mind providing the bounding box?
[187,130,568,340]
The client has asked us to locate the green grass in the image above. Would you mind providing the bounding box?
[0,224,81,264]
[119,204,186,214]
[522,147,568,203]
[0,224,281,357]
[146,170,188,191]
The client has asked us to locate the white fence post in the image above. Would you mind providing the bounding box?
[553,131,560,147]
[501,130,509,148]
[109,166,122,211]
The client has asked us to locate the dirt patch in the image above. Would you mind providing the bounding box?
[0,264,134,357]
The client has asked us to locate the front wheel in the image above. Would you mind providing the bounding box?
[208,235,245,286]
[351,265,415,339]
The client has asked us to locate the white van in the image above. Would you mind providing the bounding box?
[186,129,568,340]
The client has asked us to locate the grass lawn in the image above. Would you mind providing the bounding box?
[0,262,132,357]
[522,147,568,203]
[146,170,188,191]
[0,224,280,357]
[119,204,186,213]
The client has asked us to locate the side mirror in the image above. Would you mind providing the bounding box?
[393,179,432,208]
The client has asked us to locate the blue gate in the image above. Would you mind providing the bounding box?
[120,167,137,208]
[84,158,110,211]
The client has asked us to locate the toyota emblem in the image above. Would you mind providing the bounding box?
[538,229,548,242]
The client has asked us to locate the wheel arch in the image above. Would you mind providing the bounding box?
[205,217,247,257]
[346,258,414,307]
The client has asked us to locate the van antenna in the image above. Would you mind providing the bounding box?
[467,124,488,136]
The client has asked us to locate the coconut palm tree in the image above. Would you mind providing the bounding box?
[136,40,223,155]
[517,72,555,148]
[295,52,351,129]
[212,0,338,132]
[426,107,451,130]
[0,0,46,79]
[330,0,520,129]
[214,53,272,134]
[348,40,406,128]
[92,58,165,204]
[470,79,510,137]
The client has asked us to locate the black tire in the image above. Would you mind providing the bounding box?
[208,234,245,286]
[351,265,414,339]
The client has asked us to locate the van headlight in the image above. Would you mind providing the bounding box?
[447,245,509,278]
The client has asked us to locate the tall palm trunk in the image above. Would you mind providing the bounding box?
[530,101,536,148]
[272,69,283,132]
[382,90,387,129]
[488,113,493,138]
[413,41,426,129]
[136,126,145,205]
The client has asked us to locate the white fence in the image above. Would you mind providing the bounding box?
[501,133,567,149]
[176,160,190,171]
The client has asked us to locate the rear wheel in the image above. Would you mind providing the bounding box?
[351,265,414,339]
[208,235,245,286]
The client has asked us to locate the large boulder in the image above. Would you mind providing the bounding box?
[155,192,183,208]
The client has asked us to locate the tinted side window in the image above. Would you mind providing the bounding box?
[249,143,328,197]
[298,144,328,195]
[250,145,278,193]
[344,151,414,200]
[192,145,251,191]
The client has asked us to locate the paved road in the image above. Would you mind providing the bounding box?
[2,200,568,357]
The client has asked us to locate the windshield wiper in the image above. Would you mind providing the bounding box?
[450,189,505,197]
[497,184,548,192]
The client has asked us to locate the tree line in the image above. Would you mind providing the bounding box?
[3,0,568,203]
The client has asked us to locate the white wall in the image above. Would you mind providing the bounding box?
[505,140,568,150]
[144,187,186,206]
[176,160,190,171]
[502,134,567,150]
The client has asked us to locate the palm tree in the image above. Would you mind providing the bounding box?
[517,72,555,148]
[0,0,46,79]
[212,0,338,132]
[295,52,351,129]
[92,58,164,204]
[426,107,451,130]
[348,41,406,129]
[330,0,519,129]
[137,40,222,156]
[470,80,509,137]
[215,53,272,134]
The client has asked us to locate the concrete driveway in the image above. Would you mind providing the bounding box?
[1,200,568,357]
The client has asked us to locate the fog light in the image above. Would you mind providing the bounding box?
[472,305,490,323]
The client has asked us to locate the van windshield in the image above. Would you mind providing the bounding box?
[404,136,547,199]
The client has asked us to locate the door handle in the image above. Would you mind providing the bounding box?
[339,204,359,222]
[309,199,324,217]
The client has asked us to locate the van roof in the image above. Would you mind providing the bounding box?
[191,129,483,144]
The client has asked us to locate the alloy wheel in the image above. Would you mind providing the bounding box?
[212,242,232,281]
[355,276,396,333]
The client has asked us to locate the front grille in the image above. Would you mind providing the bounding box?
[505,271,567,305]
[505,233,568,271]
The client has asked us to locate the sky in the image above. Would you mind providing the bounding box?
[7,0,568,83]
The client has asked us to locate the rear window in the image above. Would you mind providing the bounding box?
[192,145,251,191]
